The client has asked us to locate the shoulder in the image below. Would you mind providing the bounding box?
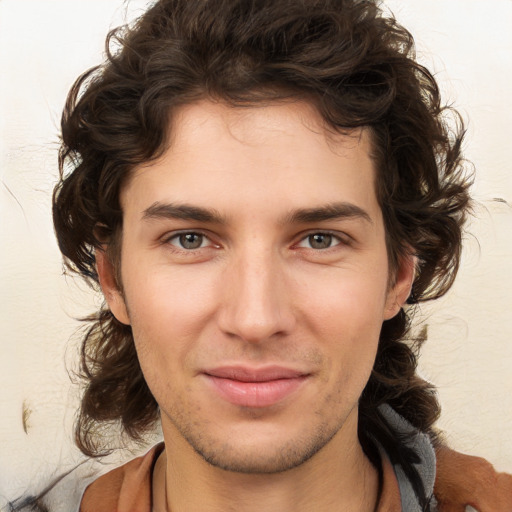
[80,443,164,512]
[435,445,512,512]
[378,404,512,512]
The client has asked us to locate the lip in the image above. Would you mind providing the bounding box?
[203,366,309,408]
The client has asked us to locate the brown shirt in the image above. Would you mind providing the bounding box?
[80,442,512,512]
[80,443,402,512]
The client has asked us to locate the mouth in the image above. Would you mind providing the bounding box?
[202,365,310,408]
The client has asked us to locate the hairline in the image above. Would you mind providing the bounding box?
[103,96,401,293]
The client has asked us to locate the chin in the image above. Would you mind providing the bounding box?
[185,424,337,474]
[197,446,320,474]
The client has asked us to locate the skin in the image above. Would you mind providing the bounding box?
[97,99,414,512]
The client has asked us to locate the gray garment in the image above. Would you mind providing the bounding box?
[16,404,437,512]
[377,404,438,512]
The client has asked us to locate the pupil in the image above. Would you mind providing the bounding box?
[180,233,202,249]
[310,234,331,249]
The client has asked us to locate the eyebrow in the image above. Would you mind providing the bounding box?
[142,202,226,224]
[284,202,372,225]
[141,201,372,226]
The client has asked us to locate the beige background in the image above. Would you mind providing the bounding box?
[1,0,511,509]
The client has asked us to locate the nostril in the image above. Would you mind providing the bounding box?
[217,257,296,341]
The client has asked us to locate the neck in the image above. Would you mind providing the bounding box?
[153,411,379,512]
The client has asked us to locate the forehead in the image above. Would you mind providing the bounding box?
[122,99,380,223]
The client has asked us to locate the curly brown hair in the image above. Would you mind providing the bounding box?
[53,0,471,505]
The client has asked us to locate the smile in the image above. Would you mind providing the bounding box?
[203,366,310,408]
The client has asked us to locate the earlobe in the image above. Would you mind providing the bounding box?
[95,248,131,325]
[383,253,416,320]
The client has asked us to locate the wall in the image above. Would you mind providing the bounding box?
[0,0,511,509]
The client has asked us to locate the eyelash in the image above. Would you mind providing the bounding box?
[163,231,214,251]
[295,232,349,250]
[162,230,351,252]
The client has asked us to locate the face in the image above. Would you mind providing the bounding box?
[99,100,413,474]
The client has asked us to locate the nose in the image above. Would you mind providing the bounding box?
[217,248,296,343]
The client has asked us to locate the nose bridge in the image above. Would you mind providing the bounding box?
[219,242,294,342]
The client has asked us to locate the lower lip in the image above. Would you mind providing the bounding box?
[205,375,307,408]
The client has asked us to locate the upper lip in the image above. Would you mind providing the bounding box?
[203,366,308,382]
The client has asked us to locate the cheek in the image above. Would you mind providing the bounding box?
[125,252,215,312]
[122,263,220,352]
[298,270,387,382]
[300,269,389,336]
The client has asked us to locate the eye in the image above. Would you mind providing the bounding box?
[168,232,209,250]
[297,233,342,250]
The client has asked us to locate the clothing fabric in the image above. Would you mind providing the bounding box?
[77,404,512,512]
[78,405,435,512]
[80,443,165,512]
[79,442,404,512]
[376,404,437,511]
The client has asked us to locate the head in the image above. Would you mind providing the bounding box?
[53,0,470,497]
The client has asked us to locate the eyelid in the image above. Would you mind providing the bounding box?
[294,230,353,249]
[161,229,219,250]
[159,229,353,251]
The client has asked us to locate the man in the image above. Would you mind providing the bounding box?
[51,0,511,510]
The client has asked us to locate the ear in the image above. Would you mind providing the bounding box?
[383,253,416,320]
[95,247,130,325]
